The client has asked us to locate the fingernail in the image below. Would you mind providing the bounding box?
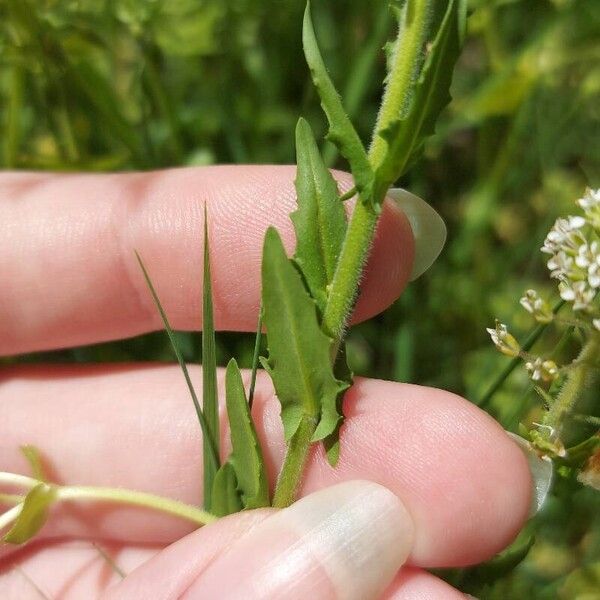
[388,188,447,281]
[185,481,414,600]
[506,432,553,517]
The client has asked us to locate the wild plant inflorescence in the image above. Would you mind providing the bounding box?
[488,188,600,489]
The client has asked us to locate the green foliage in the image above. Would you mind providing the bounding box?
[302,3,374,209]
[261,227,348,443]
[135,251,220,491]
[291,117,347,310]
[3,0,599,595]
[20,445,47,482]
[220,359,269,511]
[211,462,243,518]
[3,484,56,544]
[202,210,220,511]
[374,0,465,188]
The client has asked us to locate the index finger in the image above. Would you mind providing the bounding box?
[0,166,414,355]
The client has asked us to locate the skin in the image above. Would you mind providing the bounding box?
[0,167,532,599]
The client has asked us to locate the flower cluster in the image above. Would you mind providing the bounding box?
[542,188,600,312]
[488,188,600,387]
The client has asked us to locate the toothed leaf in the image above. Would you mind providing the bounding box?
[261,227,348,442]
[303,3,374,209]
[375,0,465,187]
[291,118,347,310]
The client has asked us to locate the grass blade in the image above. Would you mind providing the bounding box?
[135,251,219,490]
[201,209,220,511]
[248,302,263,410]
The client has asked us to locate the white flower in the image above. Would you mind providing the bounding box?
[577,188,600,211]
[573,241,600,288]
[559,280,595,310]
[547,250,573,280]
[525,357,559,382]
[486,322,521,357]
[519,289,553,323]
[594,319,600,332]
[541,216,585,255]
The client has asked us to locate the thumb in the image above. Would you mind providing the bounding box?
[103,481,414,600]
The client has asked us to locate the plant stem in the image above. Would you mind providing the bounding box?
[0,473,38,489]
[57,486,216,526]
[272,416,318,508]
[275,1,438,508]
[542,336,600,440]
[322,0,433,342]
[0,504,23,531]
[369,0,432,175]
[322,200,379,339]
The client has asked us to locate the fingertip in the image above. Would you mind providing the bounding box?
[184,481,414,600]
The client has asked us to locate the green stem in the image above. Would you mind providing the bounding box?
[57,486,216,525]
[272,416,318,508]
[275,1,438,508]
[322,201,379,339]
[0,504,23,531]
[542,336,600,441]
[478,300,565,409]
[322,0,433,342]
[369,0,432,174]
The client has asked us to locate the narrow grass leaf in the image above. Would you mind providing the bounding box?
[135,252,219,484]
[248,303,263,410]
[303,3,374,209]
[202,209,220,511]
[3,484,56,544]
[375,0,466,187]
[291,118,347,310]
[224,358,269,509]
[261,227,348,442]
[211,462,243,517]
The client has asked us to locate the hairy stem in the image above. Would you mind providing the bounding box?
[322,0,432,342]
[276,1,439,509]
[272,416,318,508]
[542,336,600,441]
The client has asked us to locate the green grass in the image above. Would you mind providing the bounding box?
[2,0,599,596]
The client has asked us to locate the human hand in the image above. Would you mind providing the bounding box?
[0,166,534,599]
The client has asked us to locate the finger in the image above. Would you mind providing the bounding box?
[105,481,413,600]
[0,540,159,599]
[0,167,414,355]
[0,364,532,567]
[382,567,467,599]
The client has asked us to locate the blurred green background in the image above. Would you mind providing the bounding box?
[1,0,599,596]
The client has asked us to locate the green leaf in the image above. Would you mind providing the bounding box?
[291,118,347,310]
[374,0,466,187]
[20,446,46,482]
[302,3,375,208]
[224,359,270,510]
[3,484,56,544]
[248,303,264,410]
[261,227,348,442]
[211,462,243,518]
[202,208,220,512]
[135,251,219,489]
